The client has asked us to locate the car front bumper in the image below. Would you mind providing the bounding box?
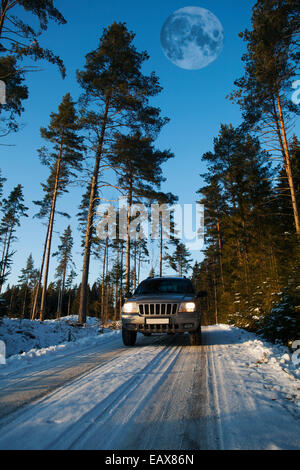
[121,313,201,334]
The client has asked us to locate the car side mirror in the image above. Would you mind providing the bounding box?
[125,291,132,299]
[197,290,207,298]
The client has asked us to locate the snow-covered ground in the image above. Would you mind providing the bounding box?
[0,316,121,373]
[0,319,299,450]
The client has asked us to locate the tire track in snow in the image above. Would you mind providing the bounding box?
[0,334,165,422]
[204,326,300,450]
[0,336,181,449]
[54,338,183,450]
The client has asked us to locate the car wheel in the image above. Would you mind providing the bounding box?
[122,327,137,346]
[189,325,202,346]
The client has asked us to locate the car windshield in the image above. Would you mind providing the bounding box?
[134,278,195,295]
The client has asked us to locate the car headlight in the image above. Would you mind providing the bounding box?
[179,302,196,313]
[122,302,139,314]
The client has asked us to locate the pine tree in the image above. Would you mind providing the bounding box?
[150,191,178,277]
[0,55,28,137]
[0,1,66,137]
[0,184,28,292]
[0,0,66,74]
[109,131,174,291]
[197,124,280,326]
[65,269,77,316]
[229,0,300,233]
[53,225,74,317]
[76,22,169,324]
[148,267,155,278]
[35,93,84,320]
[197,175,226,292]
[165,242,192,277]
[18,253,39,318]
[0,169,6,205]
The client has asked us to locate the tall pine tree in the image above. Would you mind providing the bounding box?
[35,93,84,320]
[76,22,168,323]
[0,184,28,292]
[229,0,300,233]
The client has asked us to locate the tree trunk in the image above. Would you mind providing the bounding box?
[101,236,108,324]
[125,179,133,293]
[57,265,67,317]
[21,287,27,319]
[31,223,50,320]
[0,1,9,39]
[137,246,141,286]
[119,242,124,317]
[78,96,110,325]
[133,239,137,290]
[0,229,8,282]
[276,93,300,234]
[67,291,71,316]
[0,221,13,294]
[39,136,64,321]
[212,264,218,325]
[216,216,225,292]
[159,213,163,277]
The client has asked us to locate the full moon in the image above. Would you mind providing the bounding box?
[160,6,224,70]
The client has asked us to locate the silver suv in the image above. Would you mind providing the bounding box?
[121,276,207,346]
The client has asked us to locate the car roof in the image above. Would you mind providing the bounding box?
[144,276,190,281]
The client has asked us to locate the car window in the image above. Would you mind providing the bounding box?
[134,279,195,295]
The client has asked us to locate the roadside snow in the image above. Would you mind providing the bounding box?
[0,316,121,374]
[219,324,300,381]
[206,325,300,449]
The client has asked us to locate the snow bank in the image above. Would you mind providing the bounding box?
[0,316,121,373]
[218,324,300,380]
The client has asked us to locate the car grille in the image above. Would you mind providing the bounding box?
[138,303,178,316]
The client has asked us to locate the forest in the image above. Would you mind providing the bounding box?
[0,0,299,347]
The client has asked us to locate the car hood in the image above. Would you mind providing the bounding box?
[129,294,195,303]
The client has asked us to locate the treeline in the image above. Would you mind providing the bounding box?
[193,0,300,346]
[3,277,117,323]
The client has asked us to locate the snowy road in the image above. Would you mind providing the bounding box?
[0,325,299,450]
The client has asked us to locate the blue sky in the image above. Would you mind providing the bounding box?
[1,0,256,287]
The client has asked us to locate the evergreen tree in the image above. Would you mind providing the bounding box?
[53,225,75,317]
[65,269,77,316]
[76,22,169,323]
[148,267,155,278]
[35,93,84,320]
[0,1,66,137]
[0,169,6,205]
[0,55,28,137]
[197,124,280,326]
[109,131,174,291]
[0,184,28,291]
[18,253,39,318]
[165,242,192,277]
[0,0,66,73]
[150,191,178,277]
[229,0,300,233]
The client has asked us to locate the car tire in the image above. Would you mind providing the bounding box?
[189,325,202,346]
[122,327,137,346]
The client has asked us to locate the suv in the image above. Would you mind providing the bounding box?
[121,276,207,347]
